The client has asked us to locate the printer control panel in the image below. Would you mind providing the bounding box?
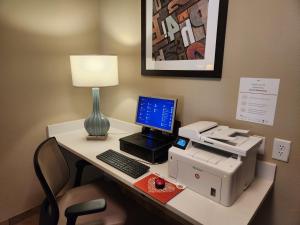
[173,136,190,150]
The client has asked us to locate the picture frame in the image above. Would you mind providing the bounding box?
[141,0,229,78]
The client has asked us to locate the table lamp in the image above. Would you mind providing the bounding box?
[70,55,118,139]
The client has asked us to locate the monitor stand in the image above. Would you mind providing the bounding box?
[141,127,172,141]
[141,120,181,140]
[119,121,181,163]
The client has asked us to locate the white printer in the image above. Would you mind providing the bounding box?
[168,121,263,206]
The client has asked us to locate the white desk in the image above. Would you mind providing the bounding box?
[48,118,276,225]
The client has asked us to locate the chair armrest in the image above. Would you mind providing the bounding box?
[74,160,93,187]
[65,199,106,219]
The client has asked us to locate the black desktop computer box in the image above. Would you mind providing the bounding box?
[119,133,174,164]
[120,95,180,164]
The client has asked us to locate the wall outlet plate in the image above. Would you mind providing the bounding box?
[272,138,291,162]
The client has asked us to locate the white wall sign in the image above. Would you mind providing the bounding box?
[236,78,280,126]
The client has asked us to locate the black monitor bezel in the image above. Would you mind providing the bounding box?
[135,96,177,133]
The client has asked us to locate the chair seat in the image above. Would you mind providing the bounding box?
[57,180,127,225]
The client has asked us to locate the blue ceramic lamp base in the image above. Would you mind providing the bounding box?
[84,88,110,140]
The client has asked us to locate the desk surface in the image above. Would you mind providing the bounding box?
[48,118,276,225]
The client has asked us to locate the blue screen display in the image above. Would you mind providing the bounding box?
[136,96,176,132]
[177,139,187,147]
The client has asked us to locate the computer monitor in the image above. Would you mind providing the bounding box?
[135,96,177,133]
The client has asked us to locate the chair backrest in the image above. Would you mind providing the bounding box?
[34,137,70,225]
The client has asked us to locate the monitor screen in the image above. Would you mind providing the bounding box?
[135,96,177,133]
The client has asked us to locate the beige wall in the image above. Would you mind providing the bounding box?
[0,0,101,222]
[0,0,299,225]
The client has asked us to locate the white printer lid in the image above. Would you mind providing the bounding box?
[179,122,263,157]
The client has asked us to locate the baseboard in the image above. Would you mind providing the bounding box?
[0,220,9,225]
[3,206,40,225]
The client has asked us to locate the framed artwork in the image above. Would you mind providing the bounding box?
[141,0,229,78]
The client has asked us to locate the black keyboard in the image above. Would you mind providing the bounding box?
[96,149,150,179]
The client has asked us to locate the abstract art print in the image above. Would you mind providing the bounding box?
[141,0,229,78]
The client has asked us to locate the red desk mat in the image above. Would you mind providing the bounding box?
[134,173,184,204]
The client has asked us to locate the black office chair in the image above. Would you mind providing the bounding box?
[34,137,128,225]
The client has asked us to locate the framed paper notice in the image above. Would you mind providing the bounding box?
[141,0,229,78]
[236,78,280,126]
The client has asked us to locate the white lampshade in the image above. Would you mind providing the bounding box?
[70,55,119,87]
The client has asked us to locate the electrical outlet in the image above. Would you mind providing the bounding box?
[272,138,291,162]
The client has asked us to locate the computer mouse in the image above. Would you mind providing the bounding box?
[155,177,165,189]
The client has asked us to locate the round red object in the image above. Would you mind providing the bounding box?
[155,177,166,189]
